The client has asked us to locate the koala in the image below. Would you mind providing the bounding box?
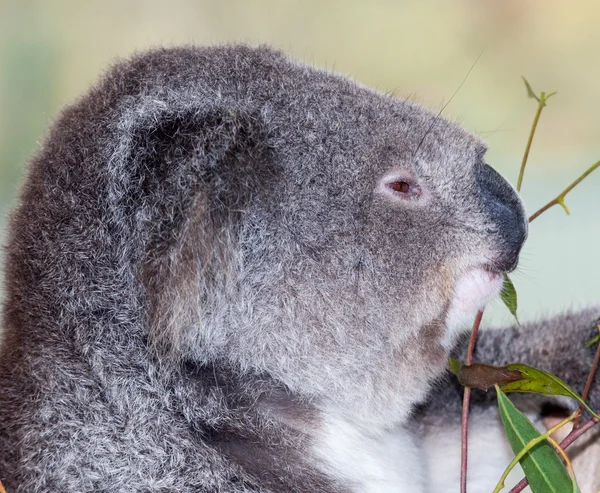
[0,45,598,493]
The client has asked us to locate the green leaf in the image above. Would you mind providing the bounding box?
[501,274,519,323]
[448,357,462,376]
[496,387,572,493]
[450,359,600,420]
[501,363,600,420]
[522,76,540,102]
[584,332,600,349]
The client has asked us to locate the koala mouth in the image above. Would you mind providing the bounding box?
[454,266,504,311]
[442,266,505,347]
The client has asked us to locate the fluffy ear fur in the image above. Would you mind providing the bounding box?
[129,105,273,358]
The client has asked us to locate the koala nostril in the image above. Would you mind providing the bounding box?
[476,164,528,272]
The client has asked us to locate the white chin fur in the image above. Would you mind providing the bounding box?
[442,268,504,348]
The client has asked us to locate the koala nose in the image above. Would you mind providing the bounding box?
[476,164,528,272]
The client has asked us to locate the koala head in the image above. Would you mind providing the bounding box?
[8,46,527,428]
[120,47,527,426]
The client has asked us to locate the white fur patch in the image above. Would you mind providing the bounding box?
[312,408,551,492]
[443,268,504,347]
[422,410,526,492]
[312,413,426,492]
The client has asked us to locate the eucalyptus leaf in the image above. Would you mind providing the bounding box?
[449,360,600,420]
[496,387,572,493]
[584,332,600,349]
[501,274,519,324]
[501,363,600,420]
[448,357,462,377]
[522,76,540,102]
[449,360,521,391]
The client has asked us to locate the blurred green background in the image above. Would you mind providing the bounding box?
[0,0,598,328]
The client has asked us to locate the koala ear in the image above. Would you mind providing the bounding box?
[112,98,272,360]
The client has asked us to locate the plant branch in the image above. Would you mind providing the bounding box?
[486,78,599,493]
[574,324,600,429]
[460,309,484,493]
[546,436,578,490]
[528,159,600,222]
[508,415,600,493]
[560,415,600,449]
[516,83,554,192]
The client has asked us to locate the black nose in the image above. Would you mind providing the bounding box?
[476,164,528,272]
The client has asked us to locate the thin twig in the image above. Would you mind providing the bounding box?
[574,324,600,429]
[466,311,484,367]
[508,416,600,493]
[560,415,600,449]
[528,159,600,222]
[516,89,552,192]
[460,385,472,493]
[546,436,578,490]
[460,309,484,493]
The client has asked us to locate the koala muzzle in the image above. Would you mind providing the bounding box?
[476,163,528,272]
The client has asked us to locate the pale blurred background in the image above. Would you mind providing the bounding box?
[0,0,598,328]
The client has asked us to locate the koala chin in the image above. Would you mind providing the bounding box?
[0,45,598,493]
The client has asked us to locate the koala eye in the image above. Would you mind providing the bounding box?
[384,179,421,201]
[388,181,411,193]
[377,172,424,204]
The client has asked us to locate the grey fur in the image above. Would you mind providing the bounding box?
[0,45,597,492]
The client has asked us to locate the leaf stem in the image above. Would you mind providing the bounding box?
[460,309,484,493]
[516,90,550,192]
[528,160,600,222]
[546,437,578,491]
[492,410,578,493]
[574,324,600,429]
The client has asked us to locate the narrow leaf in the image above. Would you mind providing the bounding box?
[451,360,600,420]
[501,274,519,323]
[585,333,600,349]
[448,357,462,376]
[501,363,600,420]
[451,361,522,391]
[522,76,540,102]
[496,387,572,493]
[584,326,600,349]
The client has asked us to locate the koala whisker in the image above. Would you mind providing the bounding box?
[411,50,484,162]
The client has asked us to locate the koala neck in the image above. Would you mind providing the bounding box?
[258,391,426,492]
